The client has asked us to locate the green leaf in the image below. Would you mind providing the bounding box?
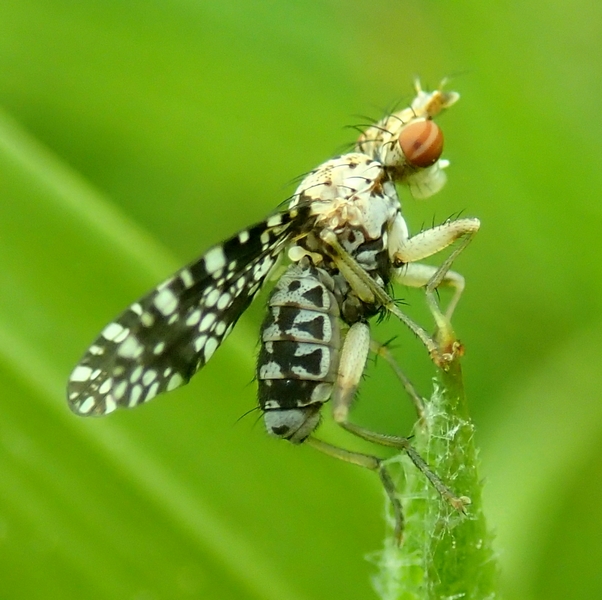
[372,344,497,599]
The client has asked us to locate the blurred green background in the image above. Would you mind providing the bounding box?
[1,1,601,599]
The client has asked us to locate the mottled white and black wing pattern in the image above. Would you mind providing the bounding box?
[67,213,296,416]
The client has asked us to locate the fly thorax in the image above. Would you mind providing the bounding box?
[288,154,400,272]
[288,153,397,237]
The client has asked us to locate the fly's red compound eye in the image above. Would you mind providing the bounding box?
[399,120,444,168]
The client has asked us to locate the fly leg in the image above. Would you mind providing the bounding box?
[309,322,469,542]
[319,230,442,364]
[320,221,478,367]
[392,218,480,353]
[394,263,465,322]
[304,436,406,544]
[370,338,426,423]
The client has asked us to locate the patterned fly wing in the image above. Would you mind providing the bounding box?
[67,212,297,416]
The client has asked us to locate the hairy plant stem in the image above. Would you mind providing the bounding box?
[371,357,498,600]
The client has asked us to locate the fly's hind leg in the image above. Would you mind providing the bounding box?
[304,436,406,544]
[332,323,467,508]
[370,338,426,423]
[309,322,469,542]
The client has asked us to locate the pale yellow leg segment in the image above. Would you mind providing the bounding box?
[332,322,371,423]
[321,322,468,542]
[394,263,465,321]
[305,436,405,544]
[392,218,480,265]
[392,218,480,358]
[319,230,443,363]
[370,339,426,422]
[424,230,478,350]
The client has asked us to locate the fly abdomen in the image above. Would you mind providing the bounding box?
[258,260,341,443]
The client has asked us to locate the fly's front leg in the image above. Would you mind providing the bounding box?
[394,263,465,322]
[392,218,480,357]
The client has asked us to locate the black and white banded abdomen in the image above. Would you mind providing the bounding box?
[257,260,341,443]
